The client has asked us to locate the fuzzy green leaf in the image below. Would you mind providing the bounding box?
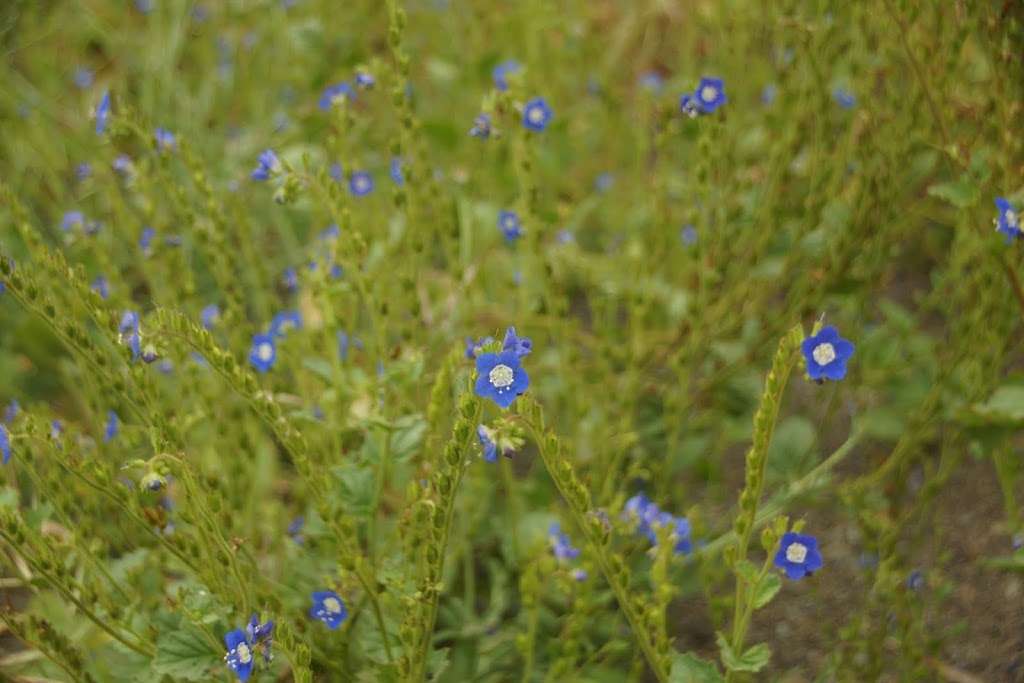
[151,623,220,680]
[753,572,782,609]
[670,652,724,683]
[716,632,771,673]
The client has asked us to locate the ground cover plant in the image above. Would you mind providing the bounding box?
[0,0,1023,681]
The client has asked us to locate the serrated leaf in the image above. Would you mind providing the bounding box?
[734,559,759,585]
[670,652,724,683]
[716,633,771,672]
[152,623,220,680]
[753,572,782,609]
[332,463,376,517]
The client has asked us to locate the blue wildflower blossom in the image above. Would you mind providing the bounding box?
[62,211,85,233]
[833,88,856,109]
[319,82,355,110]
[119,311,142,361]
[249,334,277,373]
[502,326,532,358]
[693,77,727,113]
[329,163,344,183]
[355,71,375,89]
[201,304,220,329]
[282,267,299,292]
[469,113,492,139]
[1,425,10,465]
[907,569,925,591]
[91,276,110,299]
[595,172,614,193]
[4,400,20,424]
[556,229,574,244]
[761,84,777,106]
[224,629,254,681]
[329,263,344,279]
[549,523,581,561]
[774,532,823,580]
[338,330,351,361]
[522,97,553,132]
[474,350,529,409]
[251,149,281,181]
[287,516,305,544]
[119,312,140,336]
[309,590,348,629]
[320,224,341,240]
[76,163,92,181]
[801,326,855,381]
[492,60,521,91]
[679,93,699,118]
[94,90,111,135]
[270,310,302,337]
[390,157,404,185]
[464,336,493,360]
[104,411,119,442]
[140,227,156,255]
[681,225,697,245]
[349,171,374,197]
[113,155,134,176]
[995,197,1020,240]
[477,425,498,462]
[154,128,176,152]
[640,71,664,92]
[73,67,94,89]
[246,615,274,662]
[498,210,523,242]
[623,494,692,555]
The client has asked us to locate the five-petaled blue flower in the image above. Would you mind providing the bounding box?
[469,113,492,139]
[270,310,302,337]
[549,522,581,561]
[498,210,523,242]
[251,149,281,181]
[995,197,1020,240]
[224,629,254,681]
[502,326,532,358]
[249,333,277,373]
[693,77,727,113]
[319,82,355,110]
[1,425,10,465]
[349,171,374,196]
[801,326,855,382]
[477,425,498,462]
[522,97,553,132]
[95,90,111,135]
[474,349,529,409]
[155,127,176,152]
[104,411,119,442]
[492,60,521,91]
[309,590,348,629]
[774,532,823,580]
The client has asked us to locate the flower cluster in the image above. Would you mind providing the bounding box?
[679,76,727,117]
[623,494,693,555]
[224,615,274,681]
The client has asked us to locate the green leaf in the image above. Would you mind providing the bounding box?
[152,623,220,680]
[670,652,724,683]
[970,385,1024,423]
[716,633,771,673]
[927,177,979,208]
[332,463,376,517]
[753,572,782,609]
[734,559,759,585]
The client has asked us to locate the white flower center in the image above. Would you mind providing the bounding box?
[528,107,545,124]
[785,542,808,564]
[489,364,515,388]
[324,597,342,613]
[812,342,836,366]
[258,343,274,362]
[700,85,718,103]
[236,642,252,664]
[1007,210,1018,227]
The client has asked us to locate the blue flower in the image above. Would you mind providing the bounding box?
[309,590,348,629]
[349,171,374,197]
[477,425,498,462]
[693,77,727,113]
[94,90,111,135]
[640,72,664,92]
[119,311,140,336]
[321,224,341,241]
[50,420,63,441]
[623,494,692,555]
[246,615,274,662]
[3,400,20,424]
[761,84,777,106]
[389,157,404,185]
[73,67,94,89]
[492,60,521,91]
[464,336,493,360]
[287,516,305,544]
[595,172,614,193]
[319,82,355,110]
[329,263,344,279]
[679,93,699,118]
[249,334,277,373]
[62,211,85,233]
[224,629,254,681]
[501,327,532,358]
[556,229,574,244]
[201,304,220,329]
[104,411,119,442]
[282,267,299,292]
[251,149,281,181]
[995,197,1020,240]
[75,163,92,181]
[498,210,523,242]
[774,532,823,580]
[113,155,134,176]
[522,97,553,132]
[833,88,856,110]
[270,310,302,337]
[680,225,697,245]
[140,227,156,255]
[91,276,110,299]
[1,425,10,465]
[801,326,855,381]
[355,71,375,89]
[906,569,925,591]
[155,128,176,152]
[549,522,581,561]
[469,113,492,139]
[474,350,529,408]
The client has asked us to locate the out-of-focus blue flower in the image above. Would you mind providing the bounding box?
[113,155,134,177]
[833,88,856,109]
[283,267,299,292]
[319,82,355,110]
[223,629,254,681]
[251,149,281,181]
[76,163,92,181]
[492,60,521,91]
[0,425,10,465]
[801,326,855,381]
[135,0,154,13]
[329,163,344,183]
[474,350,529,409]
[761,84,777,106]
[907,569,925,591]
[245,615,274,662]
[62,211,85,233]
[556,229,574,244]
[349,171,374,196]
[50,420,63,441]
[201,304,220,329]
[680,225,697,245]
[355,71,375,89]
[595,172,614,193]
[477,425,498,462]
[287,516,305,544]
[774,532,823,580]
[3,400,19,424]
[498,210,523,242]
[140,227,156,255]
[623,494,693,555]
[103,411,119,442]
[320,224,340,241]
[501,326,532,358]
[469,113,492,139]
[155,128,176,152]
[995,197,1020,240]
[549,522,581,561]
[679,93,699,118]
[95,90,111,135]
[640,72,664,92]
[73,67,94,89]
[249,333,277,373]
[390,157,404,185]
[91,276,110,299]
[694,76,727,113]
[464,336,493,360]
[119,311,140,335]
[309,590,348,629]
[522,97,553,132]
[269,310,302,337]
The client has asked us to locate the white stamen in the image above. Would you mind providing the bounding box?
[489,364,515,389]
[1007,210,1018,227]
[812,342,836,366]
[324,597,342,614]
[700,85,717,103]
[258,343,273,362]
[236,643,252,664]
[785,542,808,564]
[528,107,545,124]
